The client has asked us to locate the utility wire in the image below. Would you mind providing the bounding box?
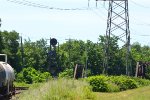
[89,8,106,20]
[6,0,89,10]
[100,0,150,28]
[7,0,150,38]
[130,0,150,8]
[7,0,108,20]
[93,1,150,40]
[130,27,150,37]
[136,23,150,27]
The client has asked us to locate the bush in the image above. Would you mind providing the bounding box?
[145,66,150,79]
[110,76,138,91]
[16,67,51,84]
[58,69,73,78]
[87,75,150,92]
[133,77,150,87]
[107,82,120,92]
[87,75,110,92]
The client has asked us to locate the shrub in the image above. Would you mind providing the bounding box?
[58,69,73,78]
[16,67,51,84]
[87,75,109,92]
[110,76,138,91]
[87,75,150,92]
[107,82,120,92]
[124,79,138,89]
[133,77,150,87]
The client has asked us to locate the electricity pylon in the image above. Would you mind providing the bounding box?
[96,0,131,75]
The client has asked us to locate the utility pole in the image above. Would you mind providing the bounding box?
[85,42,89,77]
[68,39,71,68]
[65,38,72,68]
[0,18,1,27]
[20,36,24,69]
[96,0,131,75]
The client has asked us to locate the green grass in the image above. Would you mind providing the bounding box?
[15,79,96,100]
[96,86,150,100]
[14,82,31,87]
[14,79,150,100]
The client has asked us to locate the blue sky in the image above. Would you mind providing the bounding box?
[0,0,150,46]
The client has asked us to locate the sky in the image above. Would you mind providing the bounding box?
[0,0,150,46]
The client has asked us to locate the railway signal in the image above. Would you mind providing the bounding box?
[48,38,60,76]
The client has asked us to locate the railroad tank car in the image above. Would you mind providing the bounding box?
[0,55,15,96]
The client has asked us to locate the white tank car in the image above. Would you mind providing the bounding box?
[0,54,15,95]
[0,61,15,87]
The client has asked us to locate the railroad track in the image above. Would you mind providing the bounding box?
[0,86,29,100]
[14,86,29,95]
[15,86,29,91]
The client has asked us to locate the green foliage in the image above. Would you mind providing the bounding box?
[0,31,20,71]
[145,66,150,79]
[132,77,150,87]
[87,75,150,92]
[110,76,138,91]
[16,67,51,84]
[87,75,110,92]
[17,79,96,100]
[23,39,48,71]
[58,69,73,78]
[86,40,103,75]
[0,30,150,79]
[14,82,31,87]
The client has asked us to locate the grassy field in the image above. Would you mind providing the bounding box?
[14,79,96,100]
[14,79,150,100]
[97,86,150,100]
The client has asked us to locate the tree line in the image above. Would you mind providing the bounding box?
[0,31,150,78]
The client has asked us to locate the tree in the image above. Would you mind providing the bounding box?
[59,40,86,70]
[99,35,125,75]
[0,31,20,71]
[23,39,48,71]
[0,32,4,53]
[86,40,103,75]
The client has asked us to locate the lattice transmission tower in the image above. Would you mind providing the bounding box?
[96,0,131,75]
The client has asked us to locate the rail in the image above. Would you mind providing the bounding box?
[0,86,29,100]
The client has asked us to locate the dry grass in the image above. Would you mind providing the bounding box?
[14,79,96,100]
[13,79,150,100]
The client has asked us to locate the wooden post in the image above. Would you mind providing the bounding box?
[82,66,85,78]
[74,64,78,79]
[135,62,139,77]
[74,64,84,79]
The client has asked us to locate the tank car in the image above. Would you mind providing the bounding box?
[0,54,15,97]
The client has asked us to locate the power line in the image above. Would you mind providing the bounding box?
[136,23,150,27]
[130,0,150,8]
[6,0,89,10]
[89,8,106,20]
[130,27,150,38]
[132,34,150,37]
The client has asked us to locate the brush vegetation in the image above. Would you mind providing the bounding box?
[15,79,96,100]
[14,76,150,100]
[87,75,150,92]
